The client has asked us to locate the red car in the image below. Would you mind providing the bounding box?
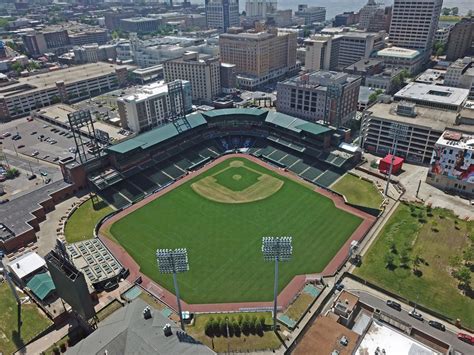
[457,332,474,345]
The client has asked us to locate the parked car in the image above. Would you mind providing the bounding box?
[335,283,344,291]
[53,157,60,162]
[409,310,423,321]
[0,199,9,204]
[18,145,25,149]
[457,333,474,345]
[386,300,402,311]
[30,131,37,135]
[31,151,39,157]
[40,171,48,176]
[27,174,37,180]
[428,321,445,331]
[50,140,57,145]
[27,117,34,122]
[12,135,21,140]
[2,132,11,137]
[45,178,51,184]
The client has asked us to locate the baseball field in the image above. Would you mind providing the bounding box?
[109,157,363,304]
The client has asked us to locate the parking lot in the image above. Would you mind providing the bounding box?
[0,118,77,164]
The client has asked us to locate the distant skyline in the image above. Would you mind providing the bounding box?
[193,0,473,19]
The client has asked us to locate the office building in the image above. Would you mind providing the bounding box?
[305,31,385,72]
[245,0,277,18]
[117,80,192,133]
[434,24,452,46]
[220,62,237,93]
[0,63,132,121]
[266,9,293,27]
[68,28,108,46]
[333,12,359,27]
[358,0,379,30]
[205,0,240,33]
[375,46,424,75]
[394,82,469,111]
[366,6,392,32]
[104,11,135,30]
[276,71,361,127]
[74,44,117,64]
[163,52,221,102]
[445,57,474,100]
[295,5,326,25]
[119,18,160,33]
[446,18,474,62]
[427,131,474,196]
[389,0,442,54]
[361,101,472,164]
[219,30,298,88]
[365,68,404,93]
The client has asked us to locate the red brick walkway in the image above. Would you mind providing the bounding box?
[99,154,376,313]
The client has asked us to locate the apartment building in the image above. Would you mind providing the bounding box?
[119,18,160,34]
[426,131,474,196]
[163,52,221,103]
[219,30,298,88]
[294,5,326,25]
[389,0,442,54]
[0,63,132,121]
[117,80,192,133]
[205,0,240,33]
[68,28,108,46]
[305,31,385,71]
[276,71,361,127]
[361,101,471,164]
[73,44,117,64]
[446,18,474,62]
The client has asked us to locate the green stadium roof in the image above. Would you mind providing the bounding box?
[26,272,55,301]
[265,112,333,135]
[107,109,333,155]
[107,113,207,154]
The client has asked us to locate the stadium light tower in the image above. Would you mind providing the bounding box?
[156,248,189,331]
[384,123,409,197]
[262,237,292,330]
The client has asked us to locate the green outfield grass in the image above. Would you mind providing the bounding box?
[331,174,383,209]
[355,203,474,329]
[109,157,363,304]
[65,198,113,243]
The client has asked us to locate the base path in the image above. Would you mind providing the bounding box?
[99,153,376,313]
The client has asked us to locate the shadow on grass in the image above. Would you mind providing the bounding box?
[92,199,109,211]
[11,330,25,351]
[274,330,288,349]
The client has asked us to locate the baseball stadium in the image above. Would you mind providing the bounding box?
[62,108,376,311]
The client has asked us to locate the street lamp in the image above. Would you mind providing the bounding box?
[384,123,409,196]
[262,236,292,330]
[156,248,189,331]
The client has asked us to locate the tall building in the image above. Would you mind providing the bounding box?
[305,31,385,72]
[294,5,326,25]
[446,18,474,62]
[219,30,297,88]
[445,57,474,100]
[117,80,192,133]
[163,52,221,102]
[389,0,442,54]
[276,71,361,127]
[245,0,277,18]
[358,0,379,30]
[119,18,161,34]
[205,0,240,33]
[333,12,359,27]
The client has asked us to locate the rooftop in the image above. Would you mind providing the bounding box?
[395,82,469,107]
[377,46,421,60]
[415,69,446,85]
[281,70,360,89]
[7,252,46,280]
[0,63,134,98]
[435,130,474,150]
[368,102,473,132]
[68,297,215,355]
[293,316,359,355]
[121,17,158,23]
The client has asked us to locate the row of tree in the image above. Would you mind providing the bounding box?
[204,314,266,338]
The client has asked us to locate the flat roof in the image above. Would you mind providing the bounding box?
[0,63,135,98]
[395,82,469,107]
[356,320,439,355]
[368,102,472,132]
[293,316,359,355]
[7,252,46,280]
[435,130,474,150]
[377,46,421,59]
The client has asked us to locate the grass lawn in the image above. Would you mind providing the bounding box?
[284,292,314,322]
[331,173,383,209]
[65,198,113,243]
[186,312,282,353]
[109,157,362,304]
[0,283,52,354]
[355,202,474,328]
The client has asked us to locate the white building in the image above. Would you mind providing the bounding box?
[427,131,474,197]
[294,5,326,25]
[245,0,277,18]
[445,57,474,100]
[117,80,192,133]
[389,0,443,54]
[375,47,424,75]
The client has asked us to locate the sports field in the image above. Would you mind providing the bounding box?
[109,157,363,304]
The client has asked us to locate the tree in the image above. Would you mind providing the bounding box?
[384,252,395,268]
[5,168,19,179]
[442,7,451,16]
[451,7,459,16]
[232,321,241,336]
[255,321,263,335]
[413,253,423,276]
[219,318,227,336]
[454,266,471,289]
[399,248,411,268]
[205,320,214,336]
[241,319,250,335]
[449,255,462,269]
[259,315,266,328]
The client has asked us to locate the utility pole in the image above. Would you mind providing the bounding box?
[384,123,408,197]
